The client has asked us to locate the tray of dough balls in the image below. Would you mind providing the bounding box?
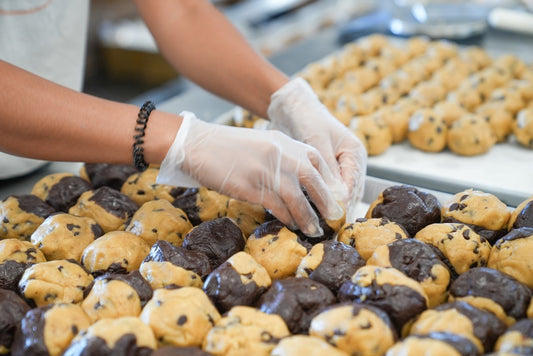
[1,162,533,356]
[228,34,533,207]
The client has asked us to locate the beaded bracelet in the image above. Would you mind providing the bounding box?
[132,100,156,171]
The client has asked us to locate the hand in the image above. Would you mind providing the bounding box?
[157,111,345,237]
[267,78,368,221]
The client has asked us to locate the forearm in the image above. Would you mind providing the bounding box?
[135,0,288,118]
[0,60,180,165]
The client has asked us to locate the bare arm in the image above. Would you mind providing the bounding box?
[134,0,289,118]
[0,60,180,165]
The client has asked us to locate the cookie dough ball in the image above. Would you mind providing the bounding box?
[358,33,389,56]
[408,108,448,153]
[405,36,429,57]
[448,114,497,156]
[151,346,213,356]
[80,163,138,191]
[367,239,451,308]
[172,187,230,226]
[0,289,30,355]
[432,58,471,91]
[475,102,514,143]
[461,46,492,71]
[372,105,411,143]
[69,186,139,233]
[408,301,506,353]
[508,195,533,229]
[447,89,483,112]
[203,305,290,356]
[296,240,365,294]
[387,332,481,356]
[18,259,94,307]
[30,213,103,262]
[380,70,416,97]
[449,267,532,326]
[126,199,193,247]
[434,101,467,127]
[309,303,397,356]
[258,277,336,334]
[11,303,91,356]
[494,318,533,355]
[0,194,55,240]
[141,287,221,348]
[0,239,46,291]
[121,167,181,206]
[514,108,533,149]
[489,88,526,114]
[350,114,392,156]
[271,335,349,356]
[226,198,267,237]
[245,220,310,279]
[63,316,156,356]
[409,81,447,107]
[338,266,428,332]
[366,184,442,237]
[509,79,533,101]
[427,40,459,62]
[337,217,409,261]
[414,223,491,275]
[203,251,271,314]
[488,227,533,288]
[31,173,91,212]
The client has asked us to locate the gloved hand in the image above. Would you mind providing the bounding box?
[157,111,345,237]
[267,77,368,222]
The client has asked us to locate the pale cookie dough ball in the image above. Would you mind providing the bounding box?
[475,102,514,142]
[408,108,448,153]
[350,114,392,156]
[409,81,447,107]
[488,227,533,289]
[508,79,533,101]
[338,266,428,333]
[494,318,533,355]
[447,114,497,156]
[0,289,30,355]
[225,198,268,237]
[121,167,181,206]
[514,108,533,149]
[11,303,91,356]
[387,332,481,356]
[69,186,139,233]
[405,36,430,57]
[141,287,220,349]
[489,88,526,114]
[203,251,271,314]
[271,335,349,356]
[364,58,396,80]
[357,33,389,56]
[380,70,415,97]
[492,54,527,78]
[126,199,193,247]
[172,187,230,226]
[432,58,471,91]
[337,217,409,261]
[372,105,411,143]
[63,316,156,356]
[414,223,491,275]
[0,194,55,240]
[31,173,91,212]
[203,306,289,356]
[381,45,410,67]
[30,213,103,262]
[0,239,46,291]
[309,303,397,356]
[81,231,150,276]
[245,220,310,280]
[427,40,459,62]
[447,89,483,112]
[18,259,94,307]
[434,100,467,127]
[508,195,533,230]
[460,46,492,71]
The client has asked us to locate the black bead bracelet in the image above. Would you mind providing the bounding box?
[133,100,156,172]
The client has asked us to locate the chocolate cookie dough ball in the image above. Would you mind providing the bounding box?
[18,259,94,307]
[140,240,210,289]
[271,335,349,356]
[69,186,139,233]
[81,231,150,276]
[338,266,428,332]
[31,173,91,212]
[337,218,408,261]
[80,163,138,191]
[508,195,533,229]
[367,239,451,308]
[30,213,104,262]
[126,199,192,247]
[203,251,271,314]
[296,240,365,294]
[350,115,392,156]
[82,270,152,322]
[488,227,533,288]
[172,187,230,226]
[449,267,532,326]
[226,198,268,237]
[366,184,442,237]
[0,194,55,240]
[245,220,310,279]
[494,318,533,355]
[441,189,510,244]
[0,289,30,355]
[476,102,514,143]
[309,303,397,355]
[514,108,533,149]
[0,239,46,291]
[408,301,506,354]
[121,167,182,206]
[414,223,491,275]
[11,303,91,356]
[63,316,156,356]
[387,332,481,356]
[140,287,221,348]
[447,114,497,156]
[407,108,448,153]
[203,305,290,356]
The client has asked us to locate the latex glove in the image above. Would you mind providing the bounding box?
[157,111,345,237]
[267,77,367,222]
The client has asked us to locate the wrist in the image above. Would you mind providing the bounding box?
[142,110,182,165]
